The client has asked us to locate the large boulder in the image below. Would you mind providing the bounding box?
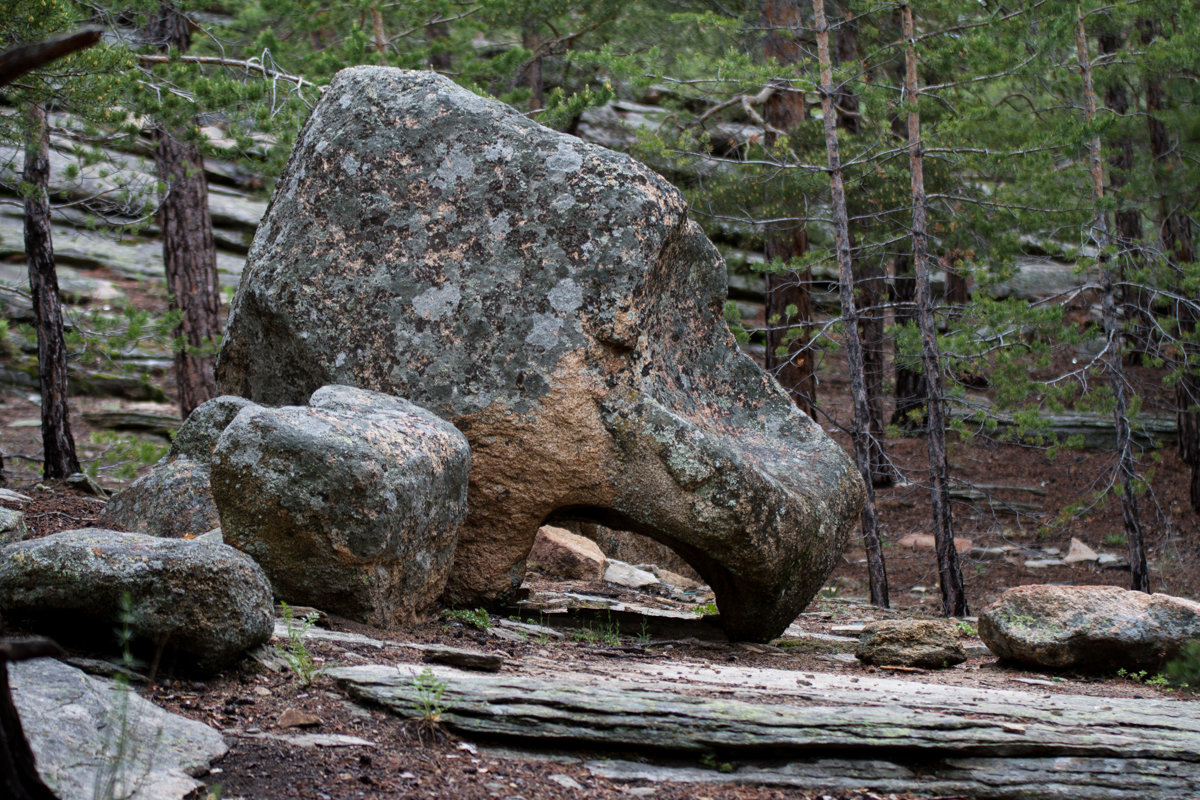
[215,67,864,641]
[979,584,1200,672]
[0,529,273,672]
[97,395,257,538]
[209,384,470,626]
[11,658,227,800]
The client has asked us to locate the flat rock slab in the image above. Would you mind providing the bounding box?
[329,661,1200,800]
[422,646,505,672]
[11,658,227,800]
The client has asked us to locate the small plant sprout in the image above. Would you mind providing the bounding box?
[442,608,492,630]
[411,668,450,744]
[276,601,323,686]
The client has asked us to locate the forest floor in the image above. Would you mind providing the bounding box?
[1,261,1199,799]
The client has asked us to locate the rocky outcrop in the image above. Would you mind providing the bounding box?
[97,395,256,538]
[11,658,227,800]
[855,620,967,669]
[210,385,470,626]
[215,67,863,641]
[527,526,607,581]
[0,529,273,672]
[979,585,1200,672]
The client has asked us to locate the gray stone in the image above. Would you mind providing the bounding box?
[979,584,1200,672]
[97,396,259,539]
[855,619,967,669]
[422,646,505,672]
[210,384,470,626]
[215,67,863,641]
[0,529,273,671]
[11,657,226,800]
[0,506,29,544]
[604,560,660,590]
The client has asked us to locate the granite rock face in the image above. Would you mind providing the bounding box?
[0,528,273,672]
[209,385,470,626]
[979,584,1200,671]
[97,395,257,538]
[216,67,864,640]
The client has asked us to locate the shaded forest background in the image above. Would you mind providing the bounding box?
[1,0,1198,615]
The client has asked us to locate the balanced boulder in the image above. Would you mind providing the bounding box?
[0,528,273,672]
[209,384,470,626]
[979,584,1200,671]
[215,67,864,640]
[97,395,257,538]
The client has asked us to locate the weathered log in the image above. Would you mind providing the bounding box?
[330,661,1200,800]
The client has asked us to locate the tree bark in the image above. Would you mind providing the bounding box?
[425,21,452,71]
[150,3,222,418]
[23,103,81,480]
[0,28,101,88]
[814,0,887,608]
[761,0,816,418]
[1078,7,1149,592]
[370,7,388,55]
[521,20,544,110]
[1141,19,1200,515]
[1097,28,1152,361]
[903,3,966,617]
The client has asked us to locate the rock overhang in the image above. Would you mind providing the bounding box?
[217,66,865,641]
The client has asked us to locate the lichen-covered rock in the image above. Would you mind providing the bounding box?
[215,66,864,641]
[979,584,1200,672]
[855,620,967,669]
[209,384,470,626]
[97,395,258,538]
[0,528,273,672]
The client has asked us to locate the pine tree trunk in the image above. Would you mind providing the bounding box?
[762,0,816,418]
[521,21,544,110]
[425,21,451,71]
[1097,29,1152,360]
[903,3,966,617]
[814,0,888,608]
[23,102,80,480]
[833,8,890,486]
[890,251,926,430]
[1078,7,1149,591]
[370,7,388,55]
[1141,19,1200,515]
[150,3,221,419]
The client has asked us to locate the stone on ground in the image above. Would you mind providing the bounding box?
[604,560,660,590]
[1063,537,1100,564]
[0,528,273,672]
[855,619,967,669]
[11,657,227,800]
[215,66,863,641]
[896,533,974,554]
[97,395,257,538]
[527,526,607,581]
[210,384,470,626]
[979,584,1200,671]
[0,506,28,544]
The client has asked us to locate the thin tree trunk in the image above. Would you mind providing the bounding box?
[814,0,887,607]
[903,3,966,617]
[833,7,890,485]
[521,20,544,110]
[890,250,926,430]
[370,7,388,55]
[762,0,816,418]
[1141,19,1200,514]
[1078,7,1149,591]
[150,3,222,418]
[1097,28,1151,360]
[425,21,451,71]
[23,102,81,480]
